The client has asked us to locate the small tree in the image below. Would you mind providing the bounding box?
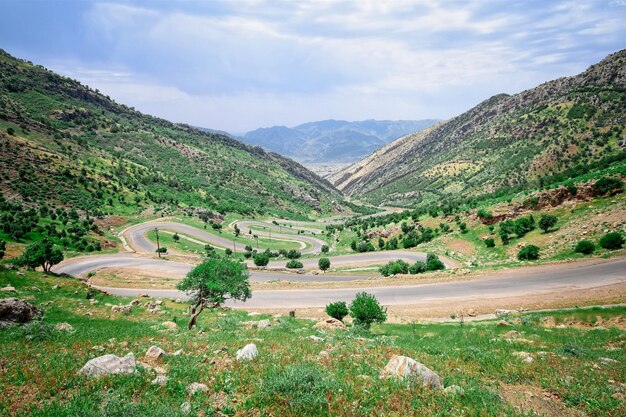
[17,238,64,272]
[518,245,540,260]
[599,232,624,250]
[0,238,5,259]
[484,237,495,248]
[318,257,331,272]
[378,237,385,250]
[349,292,387,329]
[538,214,558,233]
[224,248,233,256]
[325,301,349,321]
[177,258,250,329]
[172,232,180,242]
[286,249,301,259]
[574,239,595,255]
[253,252,270,266]
[156,247,168,254]
[286,259,303,269]
[321,244,329,254]
[426,253,445,271]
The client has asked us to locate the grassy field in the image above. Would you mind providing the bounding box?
[1,269,625,416]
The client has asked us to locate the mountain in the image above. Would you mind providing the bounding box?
[240,119,439,163]
[329,49,626,207]
[0,49,347,219]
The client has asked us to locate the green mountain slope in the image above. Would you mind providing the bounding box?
[330,49,626,207]
[0,49,346,219]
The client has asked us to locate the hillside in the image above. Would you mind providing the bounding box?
[330,49,626,207]
[241,119,439,163]
[0,49,346,219]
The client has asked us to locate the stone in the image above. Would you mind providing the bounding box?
[257,319,272,329]
[496,320,511,327]
[308,335,325,343]
[129,299,141,306]
[248,312,261,316]
[187,382,209,395]
[236,343,258,361]
[319,350,330,358]
[151,375,169,386]
[599,357,618,364]
[180,402,191,414]
[495,309,518,317]
[502,330,520,338]
[161,321,178,330]
[313,318,346,332]
[172,349,184,356]
[380,355,443,390]
[145,346,167,362]
[1,285,17,294]
[79,353,137,377]
[111,305,132,313]
[55,322,74,332]
[0,298,42,326]
[467,309,477,317]
[443,385,465,396]
[52,284,61,290]
[140,293,149,298]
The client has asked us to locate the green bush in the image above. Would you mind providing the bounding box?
[538,214,558,233]
[426,253,445,271]
[574,239,595,254]
[286,249,301,259]
[477,208,493,220]
[325,301,349,321]
[518,245,540,260]
[259,364,335,415]
[253,252,270,266]
[318,257,331,272]
[599,232,624,250]
[484,237,495,248]
[409,261,427,274]
[285,259,303,269]
[379,260,410,276]
[320,244,329,253]
[224,248,232,256]
[349,292,387,329]
[595,177,624,195]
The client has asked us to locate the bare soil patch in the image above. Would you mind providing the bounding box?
[500,383,586,417]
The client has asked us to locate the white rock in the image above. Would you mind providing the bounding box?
[145,345,167,362]
[79,353,137,377]
[151,375,169,386]
[172,349,184,356]
[236,343,258,361]
[180,402,191,414]
[111,305,131,313]
[1,285,17,293]
[599,357,618,364]
[495,309,518,317]
[380,355,443,389]
[257,319,272,329]
[187,382,209,395]
[55,322,74,332]
[161,321,178,331]
[443,385,465,396]
[248,312,261,316]
[308,335,325,343]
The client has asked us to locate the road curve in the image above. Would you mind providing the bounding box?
[92,257,626,308]
[235,220,326,253]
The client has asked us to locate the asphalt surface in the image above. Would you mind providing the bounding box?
[235,221,326,253]
[91,257,626,308]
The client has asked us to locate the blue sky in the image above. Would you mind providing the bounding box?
[1,0,625,133]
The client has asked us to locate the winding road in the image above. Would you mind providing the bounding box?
[52,218,626,310]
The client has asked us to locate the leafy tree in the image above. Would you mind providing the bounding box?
[253,252,270,266]
[245,245,253,252]
[0,238,5,259]
[286,249,301,259]
[574,240,595,255]
[224,248,233,256]
[409,261,427,274]
[538,214,558,233]
[155,247,167,254]
[325,301,349,321]
[349,292,387,329]
[318,257,330,272]
[177,258,250,329]
[426,253,445,271]
[17,238,64,272]
[378,237,385,250]
[484,237,495,248]
[172,232,180,242]
[595,177,624,195]
[379,260,410,276]
[286,259,303,269]
[320,244,329,253]
[518,245,540,260]
[385,237,398,250]
[599,232,624,250]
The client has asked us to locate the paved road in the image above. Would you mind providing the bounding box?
[235,221,326,253]
[91,258,626,308]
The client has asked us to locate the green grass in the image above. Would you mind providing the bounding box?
[1,269,624,416]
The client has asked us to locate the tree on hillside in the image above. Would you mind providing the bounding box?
[538,214,558,233]
[253,252,270,267]
[17,238,64,272]
[172,232,180,242]
[177,258,251,329]
[318,257,331,272]
[349,292,387,329]
[321,244,329,254]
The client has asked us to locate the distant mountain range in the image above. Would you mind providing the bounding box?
[233,119,440,163]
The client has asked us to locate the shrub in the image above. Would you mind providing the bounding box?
[243,251,252,259]
[484,237,495,248]
[245,245,253,252]
[253,252,270,266]
[224,248,232,256]
[538,214,558,233]
[325,301,349,321]
[286,259,303,269]
[379,260,410,276]
[349,292,387,329]
[409,261,427,274]
[259,364,335,415]
[477,208,493,220]
[595,177,624,195]
[286,249,301,259]
[320,244,329,253]
[518,245,540,260]
[427,258,445,271]
[318,257,330,272]
[172,233,180,242]
[574,239,595,255]
[599,232,624,250]
[155,247,167,253]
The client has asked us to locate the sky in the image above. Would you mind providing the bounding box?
[1,1,625,133]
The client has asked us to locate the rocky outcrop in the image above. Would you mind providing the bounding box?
[380,355,443,389]
[312,318,346,332]
[0,298,42,326]
[79,353,137,377]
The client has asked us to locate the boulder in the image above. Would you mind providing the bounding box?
[467,309,477,317]
[313,318,346,332]
[495,309,518,317]
[161,321,178,331]
[187,382,209,395]
[0,298,42,326]
[180,402,192,414]
[1,285,17,294]
[257,319,272,329]
[79,353,137,377]
[129,299,141,306]
[308,335,325,343]
[145,346,167,362]
[496,320,511,327]
[236,343,258,361]
[55,322,74,332]
[380,355,443,390]
[111,305,132,313]
[151,375,169,386]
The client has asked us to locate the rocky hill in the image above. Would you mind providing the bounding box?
[241,119,439,163]
[0,49,347,218]
[330,49,626,207]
